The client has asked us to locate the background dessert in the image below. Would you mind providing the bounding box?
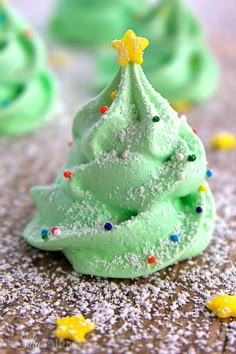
[0,0,236,352]
[49,0,148,46]
[0,0,56,136]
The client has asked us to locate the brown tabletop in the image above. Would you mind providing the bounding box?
[1,1,236,353]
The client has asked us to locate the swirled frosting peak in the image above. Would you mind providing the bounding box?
[24,30,215,278]
[0,0,56,136]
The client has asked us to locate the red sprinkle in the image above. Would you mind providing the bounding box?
[51,227,59,235]
[100,106,108,114]
[67,141,72,147]
[147,256,156,264]
[63,170,73,179]
[192,128,198,135]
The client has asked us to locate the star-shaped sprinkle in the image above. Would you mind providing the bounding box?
[55,315,96,342]
[112,29,149,66]
[206,294,236,318]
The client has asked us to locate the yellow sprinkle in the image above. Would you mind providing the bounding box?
[110,91,117,100]
[199,185,207,192]
[206,294,236,318]
[49,51,72,68]
[157,6,169,17]
[211,133,236,150]
[55,315,95,342]
[23,28,33,38]
[112,29,149,66]
[171,100,191,113]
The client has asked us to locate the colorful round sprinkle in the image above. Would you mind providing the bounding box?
[100,106,108,114]
[199,185,207,192]
[110,91,117,100]
[63,170,73,179]
[41,229,48,240]
[51,227,61,236]
[104,222,113,231]
[23,28,33,38]
[122,150,131,159]
[188,154,196,162]
[147,256,157,264]
[206,170,213,178]
[176,152,184,161]
[178,173,185,180]
[170,234,179,242]
[0,14,6,22]
[152,115,160,122]
[67,141,72,147]
[1,100,10,108]
[196,206,203,213]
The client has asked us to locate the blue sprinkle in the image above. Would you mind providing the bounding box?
[104,222,113,231]
[1,100,11,108]
[170,234,179,242]
[0,14,6,22]
[41,228,48,236]
[206,170,213,178]
[196,206,203,214]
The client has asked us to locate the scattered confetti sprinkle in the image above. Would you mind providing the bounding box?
[147,256,157,264]
[49,51,72,68]
[199,185,207,192]
[176,152,184,161]
[1,99,10,108]
[152,115,160,122]
[206,294,236,318]
[188,154,197,162]
[178,172,185,180]
[41,228,48,240]
[55,315,96,343]
[104,222,112,231]
[110,91,117,100]
[211,133,236,150]
[63,170,73,179]
[170,234,179,242]
[196,206,203,214]
[22,28,33,38]
[100,106,108,114]
[51,227,61,236]
[206,169,213,178]
[171,100,191,112]
[122,150,131,159]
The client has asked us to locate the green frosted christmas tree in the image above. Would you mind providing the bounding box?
[24,30,215,278]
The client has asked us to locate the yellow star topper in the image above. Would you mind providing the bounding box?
[112,29,149,66]
[55,315,96,343]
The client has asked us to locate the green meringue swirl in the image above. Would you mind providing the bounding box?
[24,62,215,278]
[96,0,218,104]
[49,0,148,46]
[0,1,56,136]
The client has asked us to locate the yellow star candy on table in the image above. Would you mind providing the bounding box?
[55,315,96,342]
[112,29,149,66]
[206,294,236,318]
